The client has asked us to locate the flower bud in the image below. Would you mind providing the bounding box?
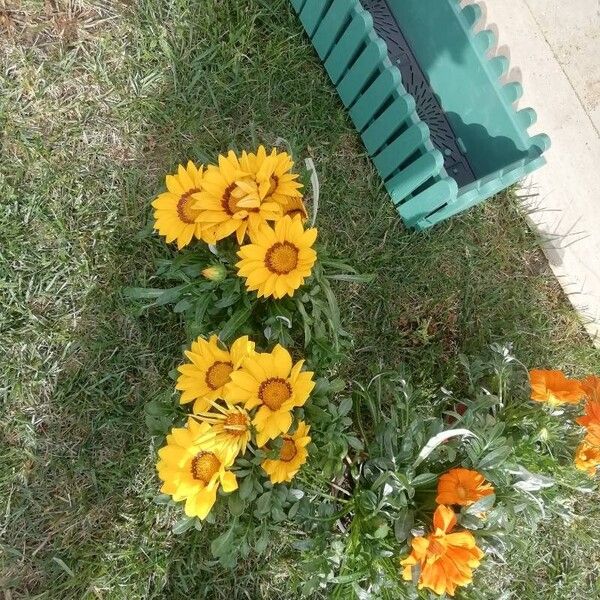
[202,264,227,282]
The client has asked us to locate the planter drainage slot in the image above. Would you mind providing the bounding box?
[290,0,550,230]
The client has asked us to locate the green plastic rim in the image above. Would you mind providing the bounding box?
[291,0,550,230]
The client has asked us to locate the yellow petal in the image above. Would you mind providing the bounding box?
[220,470,238,493]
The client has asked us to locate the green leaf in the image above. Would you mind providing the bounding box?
[194,293,213,325]
[394,509,414,543]
[330,378,346,393]
[271,507,286,522]
[320,258,361,274]
[288,501,300,519]
[153,494,172,505]
[172,516,195,534]
[325,273,374,283]
[330,572,366,584]
[173,298,192,313]
[312,377,331,396]
[295,297,312,347]
[478,446,512,470]
[122,287,166,300]
[460,513,484,529]
[321,279,341,333]
[255,526,269,554]
[145,399,167,416]
[411,473,438,488]
[228,492,246,517]
[255,491,272,515]
[52,557,75,577]
[239,475,254,500]
[373,523,389,538]
[219,304,253,342]
[338,397,353,416]
[154,285,188,306]
[210,523,237,557]
[213,293,240,309]
[464,493,496,515]
[347,436,364,451]
[144,399,174,435]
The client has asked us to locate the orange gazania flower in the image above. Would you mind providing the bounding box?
[401,505,484,597]
[581,375,600,401]
[436,468,494,507]
[529,369,584,406]
[574,439,600,476]
[576,399,600,447]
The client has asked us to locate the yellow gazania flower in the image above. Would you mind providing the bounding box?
[238,145,271,176]
[236,216,317,299]
[229,176,283,235]
[261,421,311,483]
[193,151,280,244]
[401,505,484,597]
[192,152,246,243]
[245,145,303,208]
[152,161,206,249]
[225,344,315,447]
[193,401,251,461]
[176,335,255,413]
[157,419,237,519]
[280,195,308,221]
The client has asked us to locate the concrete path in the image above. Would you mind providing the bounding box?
[465,0,600,342]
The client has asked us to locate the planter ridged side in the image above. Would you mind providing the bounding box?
[290,0,549,230]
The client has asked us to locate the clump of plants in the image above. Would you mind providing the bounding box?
[292,346,600,598]
[127,145,365,553]
[128,146,599,598]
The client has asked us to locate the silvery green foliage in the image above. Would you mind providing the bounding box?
[293,346,594,599]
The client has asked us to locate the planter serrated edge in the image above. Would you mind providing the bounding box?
[291,0,550,230]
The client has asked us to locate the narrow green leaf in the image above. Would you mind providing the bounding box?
[478,446,512,470]
[194,293,212,325]
[414,429,478,468]
[394,509,415,542]
[325,273,374,283]
[411,473,438,488]
[154,285,187,306]
[52,557,75,577]
[219,304,253,342]
[122,287,166,300]
[214,293,240,309]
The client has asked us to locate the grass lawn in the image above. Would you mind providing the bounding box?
[2,1,599,598]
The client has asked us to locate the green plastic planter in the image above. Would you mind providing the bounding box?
[290,0,550,230]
